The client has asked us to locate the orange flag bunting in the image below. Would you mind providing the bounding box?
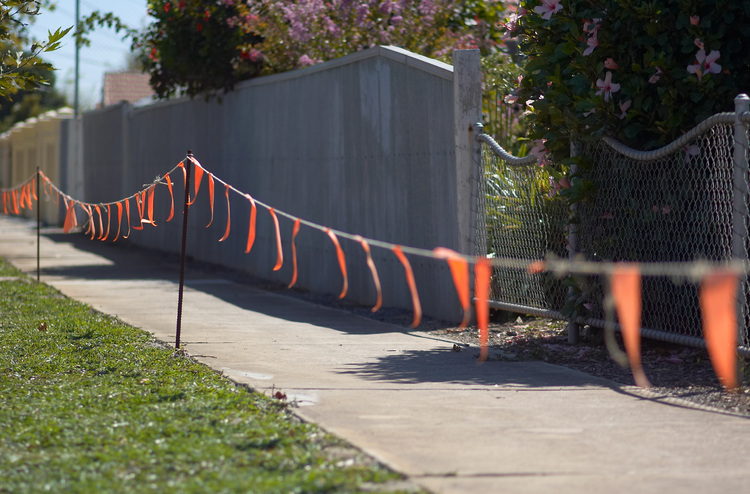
[165,173,175,222]
[12,189,19,215]
[63,200,77,233]
[85,205,96,240]
[146,185,156,226]
[474,257,491,362]
[188,161,203,206]
[219,185,231,242]
[354,235,382,313]
[3,191,7,214]
[326,229,348,299]
[699,270,739,390]
[31,177,37,201]
[123,198,132,239]
[393,246,422,328]
[434,247,471,328]
[133,191,145,230]
[269,207,284,271]
[114,202,123,242]
[288,219,301,288]
[19,185,27,210]
[94,205,104,240]
[245,194,257,253]
[611,264,651,388]
[206,173,215,227]
[25,182,33,208]
[102,205,111,241]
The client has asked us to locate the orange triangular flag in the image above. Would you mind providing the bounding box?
[206,173,215,227]
[393,246,421,328]
[63,201,77,233]
[101,205,111,241]
[354,235,382,313]
[85,205,96,240]
[434,247,471,328]
[219,185,231,242]
[288,219,301,288]
[114,202,123,242]
[3,191,7,214]
[12,189,19,215]
[245,194,257,253]
[611,264,651,388]
[188,161,203,206]
[123,198,132,239]
[326,229,348,299]
[133,190,145,230]
[700,270,739,390]
[165,173,175,222]
[146,185,156,226]
[31,177,37,201]
[19,186,27,210]
[269,208,283,271]
[474,257,491,361]
[94,205,104,240]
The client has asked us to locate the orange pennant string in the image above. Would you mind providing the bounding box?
[165,173,175,222]
[12,189,20,214]
[700,271,739,390]
[146,185,156,226]
[188,162,203,206]
[178,161,187,195]
[19,186,26,210]
[219,185,231,242]
[393,246,422,328]
[26,182,33,208]
[86,205,96,240]
[245,194,257,253]
[611,264,651,388]
[31,177,37,201]
[326,229,348,299]
[133,190,145,230]
[434,248,471,328]
[102,205,111,241]
[206,173,215,227]
[114,202,123,242]
[63,201,76,233]
[354,235,382,312]
[474,257,492,361]
[3,191,7,215]
[288,219,301,288]
[123,198,132,239]
[94,205,104,240]
[269,207,284,271]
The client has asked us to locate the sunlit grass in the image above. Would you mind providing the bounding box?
[0,258,410,493]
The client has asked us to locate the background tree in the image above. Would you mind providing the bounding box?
[1,1,70,101]
[0,62,67,131]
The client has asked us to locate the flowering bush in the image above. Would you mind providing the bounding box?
[137,0,263,99]
[233,0,505,74]
[510,0,750,161]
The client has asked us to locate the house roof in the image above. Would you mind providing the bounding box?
[101,71,154,107]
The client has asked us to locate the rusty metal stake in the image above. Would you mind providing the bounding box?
[175,152,193,349]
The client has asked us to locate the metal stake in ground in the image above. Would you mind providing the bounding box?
[36,167,40,282]
[175,152,193,349]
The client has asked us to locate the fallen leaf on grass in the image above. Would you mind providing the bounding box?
[38,322,47,332]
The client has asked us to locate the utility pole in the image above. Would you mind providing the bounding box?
[74,0,80,117]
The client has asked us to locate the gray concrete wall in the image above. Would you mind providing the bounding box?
[80,46,481,322]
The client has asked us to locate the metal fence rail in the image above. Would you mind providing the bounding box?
[477,95,750,354]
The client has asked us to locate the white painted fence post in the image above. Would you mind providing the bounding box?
[453,49,482,256]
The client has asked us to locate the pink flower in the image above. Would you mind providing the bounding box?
[687,49,721,80]
[582,18,601,56]
[533,0,562,21]
[604,58,618,70]
[649,66,663,84]
[530,139,548,166]
[694,38,704,50]
[618,99,631,119]
[595,72,620,102]
[690,16,700,26]
[504,94,519,104]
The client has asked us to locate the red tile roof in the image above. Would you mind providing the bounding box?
[101,71,154,107]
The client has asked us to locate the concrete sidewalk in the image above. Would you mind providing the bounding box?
[1,215,749,493]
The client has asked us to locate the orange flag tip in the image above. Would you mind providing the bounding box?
[700,270,740,390]
[527,260,546,274]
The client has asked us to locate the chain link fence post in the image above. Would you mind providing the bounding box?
[567,140,580,344]
[732,94,750,358]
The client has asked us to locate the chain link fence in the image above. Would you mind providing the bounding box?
[477,104,750,354]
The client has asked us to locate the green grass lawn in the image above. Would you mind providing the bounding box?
[0,258,412,493]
